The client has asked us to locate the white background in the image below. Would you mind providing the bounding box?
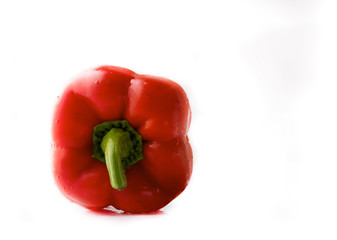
[1,0,337,239]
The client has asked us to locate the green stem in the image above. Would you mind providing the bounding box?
[100,128,133,191]
[92,120,143,191]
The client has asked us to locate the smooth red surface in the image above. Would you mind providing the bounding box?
[52,66,192,213]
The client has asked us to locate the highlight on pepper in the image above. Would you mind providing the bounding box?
[52,66,193,213]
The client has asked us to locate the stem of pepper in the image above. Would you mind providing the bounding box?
[100,128,133,191]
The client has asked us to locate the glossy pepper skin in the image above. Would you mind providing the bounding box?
[52,66,192,213]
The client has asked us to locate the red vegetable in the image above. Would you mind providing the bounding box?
[52,66,192,213]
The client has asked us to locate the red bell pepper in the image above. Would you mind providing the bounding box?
[52,66,192,213]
